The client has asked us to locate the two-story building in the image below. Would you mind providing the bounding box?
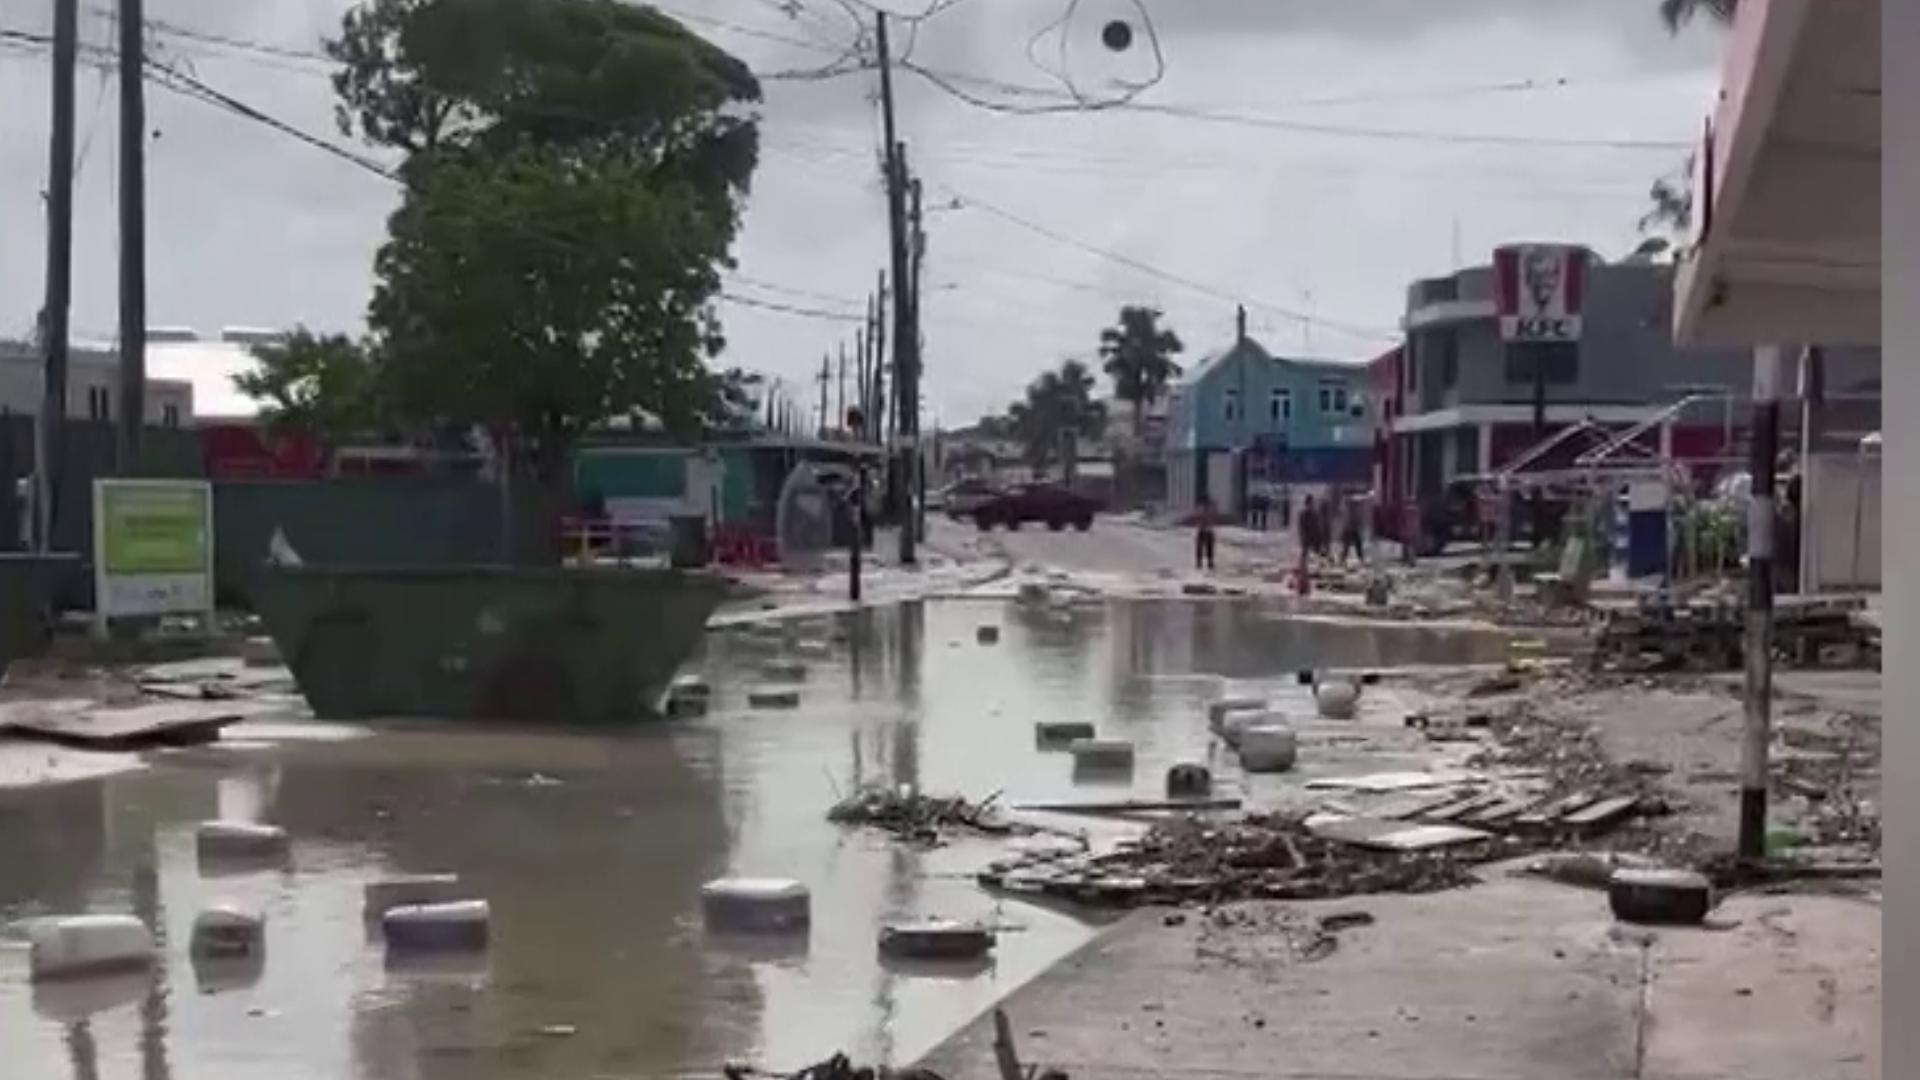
[1165,308,1372,516]
[0,338,194,428]
[1386,251,1765,509]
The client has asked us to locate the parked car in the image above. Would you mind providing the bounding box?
[973,483,1101,532]
[937,477,1002,519]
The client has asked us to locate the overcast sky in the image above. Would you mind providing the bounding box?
[0,0,1726,427]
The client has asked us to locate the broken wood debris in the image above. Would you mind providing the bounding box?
[828,784,1026,844]
[978,812,1482,907]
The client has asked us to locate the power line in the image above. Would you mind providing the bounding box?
[936,181,1398,343]
[720,290,866,322]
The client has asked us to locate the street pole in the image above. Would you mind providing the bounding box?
[872,273,888,450]
[875,11,918,565]
[38,0,79,551]
[817,354,830,439]
[908,176,926,546]
[837,342,847,439]
[848,461,865,602]
[1740,344,1784,862]
[118,0,148,471]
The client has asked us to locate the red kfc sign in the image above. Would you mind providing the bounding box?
[1494,244,1586,342]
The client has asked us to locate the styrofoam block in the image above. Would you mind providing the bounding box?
[383,900,490,952]
[702,878,811,932]
[29,915,154,981]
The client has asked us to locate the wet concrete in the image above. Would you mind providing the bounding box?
[0,598,1516,1079]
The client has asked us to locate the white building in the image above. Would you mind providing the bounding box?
[0,330,273,428]
[0,339,195,428]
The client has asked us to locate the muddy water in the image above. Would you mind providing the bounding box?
[0,599,1510,1079]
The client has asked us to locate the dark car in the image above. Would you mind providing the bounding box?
[973,483,1101,532]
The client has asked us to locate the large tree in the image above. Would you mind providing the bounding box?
[325,0,762,481]
[1098,305,1183,439]
[237,328,385,438]
[1007,360,1107,474]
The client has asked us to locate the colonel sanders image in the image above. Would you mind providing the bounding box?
[1522,248,1562,314]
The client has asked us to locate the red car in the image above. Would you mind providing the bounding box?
[972,483,1100,532]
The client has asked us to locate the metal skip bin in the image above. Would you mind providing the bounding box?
[248,565,729,725]
[0,554,79,678]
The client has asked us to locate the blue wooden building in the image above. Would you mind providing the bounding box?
[1164,310,1373,516]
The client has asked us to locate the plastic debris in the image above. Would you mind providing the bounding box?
[364,875,467,920]
[877,919,995,960]
[1068,738,1135,770]
[1166,763,1213,797]
[1034,720,1096,744]
[1314,680,1360,720]
[1238,725,1299,773]
[29,915,155,981]
[190,905,265,958]
[383,900,491,952]
[748,689,801,709]
[702,878,811,932]
[196,821,290,863]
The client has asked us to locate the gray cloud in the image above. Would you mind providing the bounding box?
[0,0,1726,428]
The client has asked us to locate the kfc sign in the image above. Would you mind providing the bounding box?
[1494,244,1585,342]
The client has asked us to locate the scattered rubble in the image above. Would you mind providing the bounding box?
[827,784,1025,844]
[979,812,1486,907]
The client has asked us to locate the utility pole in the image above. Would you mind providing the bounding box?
[38,0,79,551]
[118,0,148,470]
[876,10,918,564]
[908,176,926,546]
[817,354,830,439]
[837,342,848,440]
[1740,344,1785,862]
[855,324,869,441]
[871,277,887,449]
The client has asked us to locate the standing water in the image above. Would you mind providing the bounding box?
[0,598,1511,1078]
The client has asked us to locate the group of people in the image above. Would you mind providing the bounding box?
[1192,489,1369,571]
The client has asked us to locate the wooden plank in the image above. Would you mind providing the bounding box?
[1,700,257,750]
[1013,797,1241,816]
[1304,814,1491,852]
[1560,794,1641,829]
[1515,792,1601,826]
[1371,790,1473,821]
[1425,791,1508,823]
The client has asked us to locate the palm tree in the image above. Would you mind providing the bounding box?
[1009,360,1108,474]
[1659,0,1736,32]
[1098,306,1183,439]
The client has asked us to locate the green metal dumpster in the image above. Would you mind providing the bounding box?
[0,553,79,678]
[248,564,731,725]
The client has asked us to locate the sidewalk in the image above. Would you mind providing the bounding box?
[709,526,1012,625]
[916,870,1879,1080]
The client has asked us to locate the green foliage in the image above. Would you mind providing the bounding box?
[236,328,384,437]
[323,0,763,479]
[1098,305,1183,437]
[1006,360,1107,473]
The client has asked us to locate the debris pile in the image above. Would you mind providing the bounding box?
[827,784,1025,844]
[979,813,1483,907]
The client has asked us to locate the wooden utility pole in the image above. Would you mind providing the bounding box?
[908,175,926,545]
[876,11,918,564]
[118,0,147,469]
[836,342,847,437]
[872,273,888,450]
[817,354,831,438]
[38,0,79,550]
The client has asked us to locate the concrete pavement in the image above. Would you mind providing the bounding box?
[916,872,1879,1080]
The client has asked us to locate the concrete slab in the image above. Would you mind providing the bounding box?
[916,877,1880,1080]
[1640,893,1879,1080]
[918,877,1642,1080]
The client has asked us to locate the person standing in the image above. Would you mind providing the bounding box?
[1194,495,1219,571]
[1341,493,1367,565]
[1299,495,1320,564]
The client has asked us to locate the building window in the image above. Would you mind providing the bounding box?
[1439,330,1459,390]
[1223,390,1239,423]
[162,403,181,428]
[1268,389,1291,424]
[1319,382,1348,414]
[87,386,110,421]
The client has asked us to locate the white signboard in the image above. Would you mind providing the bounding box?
[92,479,216,633]
[1495,244,1586,343]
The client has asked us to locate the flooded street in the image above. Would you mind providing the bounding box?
[0,598,1513,1079]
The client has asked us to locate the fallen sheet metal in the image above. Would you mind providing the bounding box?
[1302,813,1491,852]
[1,700,257,750]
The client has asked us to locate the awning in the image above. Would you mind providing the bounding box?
[1673,0,1880,346]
